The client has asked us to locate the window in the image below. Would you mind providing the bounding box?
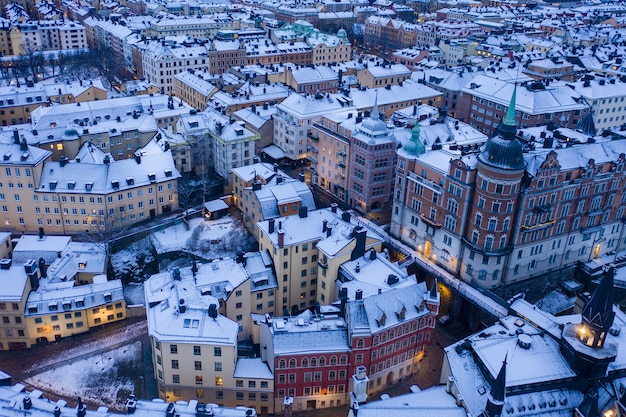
[170,345,178,354]
[214,362,222,371]
[171,360,179,369]
[195,361,202,371]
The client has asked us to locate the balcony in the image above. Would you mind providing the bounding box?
[520,219,555,231]
[307,132,319,141]
[307,155,318,164]
[338,161,346,168]
[307,145,318,153]
[420,214,442,228]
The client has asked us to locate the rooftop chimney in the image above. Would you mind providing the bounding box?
[355,289,363,300]
[322,219,328,233]
[299,206,308,218]
[278,230,285,248]
[268,218,275,234]
[13,130,19,145]
[326,226,332,238]
[299,172,305,182]
[330,203,338,213]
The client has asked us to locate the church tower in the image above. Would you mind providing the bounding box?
[461,86,525,288]
[561,268,617,378]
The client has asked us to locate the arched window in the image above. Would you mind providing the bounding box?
[330,356,337,365]
[373,335,380,346]
[340,355,347,365]
[412,321,417,331]
[310,357,317,367]
[397,326,403,336]
[289,358,296,368]
[404,324,410,333]
[319,357,326,366]
[420,318,426,328]
[389,330,395,339]
[357,338,365,349]
[278,359,286,369]
[302,358,308,367]
[381,332,387,342]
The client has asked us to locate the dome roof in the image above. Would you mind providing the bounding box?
[478,84,525,170]
[478,135,525,170]
[360,116,387,133]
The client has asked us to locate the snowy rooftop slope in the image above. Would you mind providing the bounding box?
[232,162,279,183]
[13,235,72,265]
[37,149,180,195]
[144,260,239,345]
[339,250,416,300]
[258,207,382,250]
[25,278,124,318]
[0,263,30,301]
[45,242,107,281]
[349,283,431,335]
[0,379,258,417]
[461,75,587,115]
[233,358,274,379]
[353,385,466,417]
[269,313,350,355]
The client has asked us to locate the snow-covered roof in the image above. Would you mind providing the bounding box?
[233,358,274,379]
[0,262,30,301]
[268,312,350,355]
[144,260,240,345]
[37,146,180,195]
[25,277,124,317]
[258,206,382,252]
[13,235,72,265]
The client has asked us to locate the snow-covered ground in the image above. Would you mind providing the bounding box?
[25,342,141,408]
[24,321,147,409]
[536,290,576,315]
[150,215,255,259]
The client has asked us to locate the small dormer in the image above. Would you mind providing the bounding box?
[67,181,76,190]
[376,312,386,327]
[396,304,406,321]
[85,182,93,191]
[3,152,11,161]
[164,169,173,177]
[49,180,57,190]
[148,173,156,182]
[126,177,134,186]
[111,180,120,189]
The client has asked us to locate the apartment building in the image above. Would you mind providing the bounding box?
[256,206,383,315]
[24,275,126,345]
[141,40,210,94]
[356,63,411,89]
[8,20,87,55]
[231,162,314,238]
[0,79,107,127]
[34,144,180,234]
[0,379,259,417]
[391,89,626,288]
[26,94,188,161]
[307,28,351,65]
[145,258,275,413]
[259,277,439,413]
[0,259,33,350]
[274,91,353,161]
[174,70,219,111]
[364,16,418,51]
[571,76,626,134]
[207,40,246,75]
[348,81,443,120]
[458,75,588,136]
[0,137,52,233]
[283,65,339,94]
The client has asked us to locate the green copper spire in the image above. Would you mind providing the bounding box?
[497,84,518,140]
[503,85,517,127]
